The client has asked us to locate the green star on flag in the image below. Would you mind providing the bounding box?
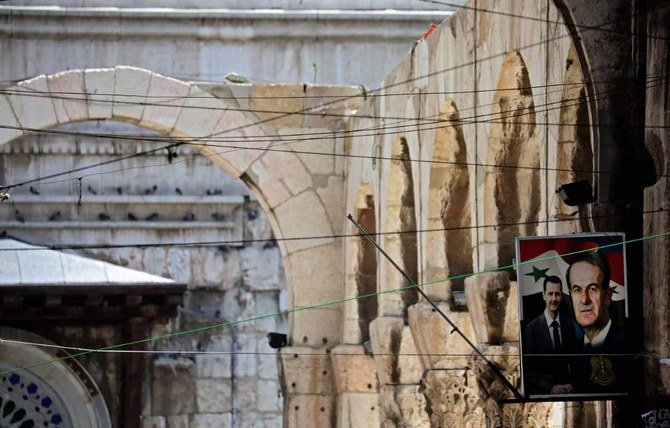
[525,266,550,282]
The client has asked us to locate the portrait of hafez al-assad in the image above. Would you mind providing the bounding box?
[567,251,626,392]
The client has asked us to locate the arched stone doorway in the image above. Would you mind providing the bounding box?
[0,66,351,426]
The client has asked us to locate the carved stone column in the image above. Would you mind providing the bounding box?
[330,344,380,427]
[370,316,429,427]
[279,346,335,428]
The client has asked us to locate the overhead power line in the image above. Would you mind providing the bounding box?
[1,75,665,191]
[0,230,667,377]
[0,207,665,253]
[0,338,658,360]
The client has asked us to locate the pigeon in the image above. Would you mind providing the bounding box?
[182,213,196,222]
[145,212,159,222]
[127,213,138,221]
[211,212,226,221]
[116,187,123,195]
[14,210,25,223]
[48,211,62,221]
[87,185,98,195]
[214,310,221,319]
[98,213,111,221]
[144,185,158,195]
[29,186,39,195]
[175,187,182,195]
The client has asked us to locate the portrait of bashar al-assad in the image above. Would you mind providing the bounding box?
[523,275,578,395]
[516,233,629,399]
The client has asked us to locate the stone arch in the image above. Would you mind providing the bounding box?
[483,51,540,268]
[0,66,336,346]
[381,136,418,319]
[425,99,472,303]
[554,46,594,234]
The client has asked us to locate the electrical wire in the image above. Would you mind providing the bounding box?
[0,4,652,177]
[0,73,662,134]
[0,338,657,360]
[1,74,664,191]
[0,230,666,376]
[0,207,665,252]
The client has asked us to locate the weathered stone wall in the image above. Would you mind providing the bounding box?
[0,125,288,426]
[342,0,599,426]
[0,4,452,87]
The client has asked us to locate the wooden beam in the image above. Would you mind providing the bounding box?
[121,317,148,428]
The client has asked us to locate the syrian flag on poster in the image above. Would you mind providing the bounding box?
[516,234,626,301]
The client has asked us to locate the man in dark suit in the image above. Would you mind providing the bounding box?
[567,252,627,394]
[523,275,578,395]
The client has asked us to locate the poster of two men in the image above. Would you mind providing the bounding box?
[516,233,629,399]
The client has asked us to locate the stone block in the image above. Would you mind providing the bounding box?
[285,394,334,428]
[47,70,89,122]
[279,127,335,175]
[249,158,293,208]
[316,176,345,235]
[259,150,313,195]
[195,354,232,378]
[0,95,25,145]
[257,380,282,412]
[378,384,429,427]
[166,415,189,428]
[408,301,477,369]
[291,308,341,348]
[279,346,333,395]
[195,379,232,413]
[152,357,196,415]
[242,246,282,291]
[209,109,270,179]
[189,413,232,428]
[249,84,304,127]
[236,378,258,410]
[289,242,342,306]
[274,191,334,254]
[338,392,380,428]
[260,413,282,428]
[422,369,486,427]
[201,248,227,288]
[10,75,58,130]
[167,248,191,284]
[302,84,365,128]
[464,272,519,343]
[236,332,259,377]
[172,86,226,139]
[142,416,166,428]
[258,352,280,379]
[113,66,152,122]
[84,68,115,120]
[143,247,167,277]
[140,74,191,133]
[330,344,378,393]
[369,317,423,386]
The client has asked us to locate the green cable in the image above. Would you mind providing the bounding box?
[0,230,666,376]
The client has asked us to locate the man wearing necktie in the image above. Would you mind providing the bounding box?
[523,275,578,395]
[568,252,627,394]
